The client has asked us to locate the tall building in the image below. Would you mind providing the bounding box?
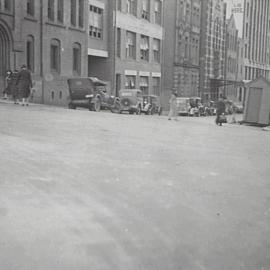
[224,14,239,101]
[0,0,88,105]
[242,0,270,81]
[199,0,227,101]
[163,0,201,107]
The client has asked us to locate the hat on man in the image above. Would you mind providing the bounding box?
[21,64,26,69]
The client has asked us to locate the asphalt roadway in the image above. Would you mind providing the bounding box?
[0,102,270,270]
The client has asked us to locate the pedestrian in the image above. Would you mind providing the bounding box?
[11,69,19,104]
[168,91,178,121]
[3,70,12,99]
[215,96,226,126]
[16,64,33,106]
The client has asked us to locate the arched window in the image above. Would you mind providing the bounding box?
[26,35,35,72]
[73,42,81,75]
[50,39,61,73]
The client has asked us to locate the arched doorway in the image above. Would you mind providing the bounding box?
[0,23,11,94]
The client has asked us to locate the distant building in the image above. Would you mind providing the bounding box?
[224,14,239,101]
[163,0,201,108]
[199,0,227,101]
[242,0,270,81]
[0,0,88,105]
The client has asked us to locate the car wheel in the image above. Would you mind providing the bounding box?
[111,101,121,114]
[93,98,101,112]
[129,110,134,114]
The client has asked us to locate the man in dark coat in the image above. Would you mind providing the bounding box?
[16,64,33,106]
[215,96,226,126]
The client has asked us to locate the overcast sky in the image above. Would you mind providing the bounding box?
[224,0,244,37]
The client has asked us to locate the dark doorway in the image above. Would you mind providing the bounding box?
[0,24,11,93]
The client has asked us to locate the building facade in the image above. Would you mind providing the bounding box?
[163,0,201,108]
[224,14,238,101]
[109,0,164,97]
[0,0,88,105]
[242,0,270,81]
[199,0,227,101]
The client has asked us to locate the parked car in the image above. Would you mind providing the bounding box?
[176,97,191,116]
[141,95,163,115]
[67,77,120,113]
[233,102,244,113]
[119,89,143,114]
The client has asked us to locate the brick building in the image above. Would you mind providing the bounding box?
[0,0,88,105]
[199,0,227,101]
[163,0,201,106]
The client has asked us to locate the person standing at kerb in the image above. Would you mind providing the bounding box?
[168,92,178,121]
[16,65,33,106]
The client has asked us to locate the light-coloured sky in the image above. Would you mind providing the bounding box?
[224,0,244,37]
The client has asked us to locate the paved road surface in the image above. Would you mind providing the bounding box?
[0,102,270,270]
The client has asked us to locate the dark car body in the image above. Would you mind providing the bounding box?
[119,89,143,114]
[67,77,120,112]
[142,95,162,115]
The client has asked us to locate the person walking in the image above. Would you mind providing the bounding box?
[168,92,178,121]
[215,96,226,126]
[16,65,33,106]
[3,70,12,99]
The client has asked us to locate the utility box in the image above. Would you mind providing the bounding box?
[244,77,270,125]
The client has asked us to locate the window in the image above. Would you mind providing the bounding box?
[125,76,136,89]
[4,0,11,11]
[127,0,136,16]
[50,39,61,73]
[89,5,103,39]
[117,28,121,57]
[153,39,160,62]
[140,76,149,94]
[141,0,150,20]
[140,35,149,61]
[71,0,77,26]
[126,31,136,59]
[117,0,122,11]
[73,43,81,75]
[57,0,64,23]
[152,77,160,96]
[154,0,161,24]
[48,0,54,21]
[26,36,34,72]
[27,0,35,16]
[79,0,84,28]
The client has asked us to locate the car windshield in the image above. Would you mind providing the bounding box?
[96,85,106,92]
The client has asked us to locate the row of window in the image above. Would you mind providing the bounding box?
[124,75,160,95]
[117,0,162,25]
[117,30,161,63]
[23,0,84,28]
[25,36,81,75]
[0,0,11,11]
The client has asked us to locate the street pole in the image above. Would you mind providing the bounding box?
[40,0,44,104]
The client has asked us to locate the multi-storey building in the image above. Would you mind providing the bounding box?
[199,0,227,101]
[242,0,270,81]
[0,0,88,106]
[108,0,164,97]
[163,0,201,107]
[224,14,239,101]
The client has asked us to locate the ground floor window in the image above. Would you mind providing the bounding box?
[140,76,149,95]
[152,77,160,96]
[26,35,34,72]
[125,75,136,89]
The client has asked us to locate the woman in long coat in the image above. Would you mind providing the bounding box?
[3,70,12,99]
[16,65,33,106]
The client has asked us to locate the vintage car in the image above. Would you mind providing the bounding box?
[67,77,120,113]
[119,89,143,114]
[176,97,191,116]
[141,95,163,115]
